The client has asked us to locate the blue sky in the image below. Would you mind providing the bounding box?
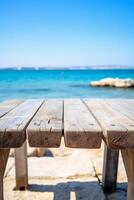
[0,0,134,67]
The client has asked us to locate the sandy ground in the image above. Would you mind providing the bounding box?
[4,141,127,200]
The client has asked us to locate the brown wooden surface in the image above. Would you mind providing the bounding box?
[27,99,63,147]
[0,98,133,149]
[0,100,22,118]
[84,99,134,149]
[64,99,102,148]
[0,99,43,148]
[106,99,134,121]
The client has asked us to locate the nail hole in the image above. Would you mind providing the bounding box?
[90,123,94,126]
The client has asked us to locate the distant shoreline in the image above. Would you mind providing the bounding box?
[0,66,134,70]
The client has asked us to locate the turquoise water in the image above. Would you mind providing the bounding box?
[0,69,134,101]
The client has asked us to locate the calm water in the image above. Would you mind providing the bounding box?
[0,69,134,101]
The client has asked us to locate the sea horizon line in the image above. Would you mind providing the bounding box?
[0,65,134,70]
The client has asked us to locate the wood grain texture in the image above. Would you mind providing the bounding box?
[0,100,22,118]
[64,99,102,148]
[106,99,134,121]
[84,99,134,149]
[27,99,63,147]
[0,99,43,148]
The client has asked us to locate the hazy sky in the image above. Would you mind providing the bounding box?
[0,0,134,67]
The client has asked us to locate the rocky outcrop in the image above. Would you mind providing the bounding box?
[90,78,134,88]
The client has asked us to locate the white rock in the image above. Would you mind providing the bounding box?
[90,78,134,88]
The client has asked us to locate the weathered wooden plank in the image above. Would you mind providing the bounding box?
[0,149,10,200]
[0,100,27,191]
[64,99,102,148]
[0,100,22,118]
[84,99,134,149]
[84,99,120,192]
[14,141,28,190]
[106,99,134,120]
[27,99,63,147]
[121,149,134,200]
[0,99,43,148]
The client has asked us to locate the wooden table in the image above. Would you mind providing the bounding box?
[0,99,134,200]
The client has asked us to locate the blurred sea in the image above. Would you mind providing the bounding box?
[0,69,134,101]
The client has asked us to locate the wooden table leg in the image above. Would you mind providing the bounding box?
[0,148,10,200]
[121,149,134,200]
[102,144,119,192]
[14,141,28,190]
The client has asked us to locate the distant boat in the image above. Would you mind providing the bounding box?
[17,67,22,70]
[35,67,39,70]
